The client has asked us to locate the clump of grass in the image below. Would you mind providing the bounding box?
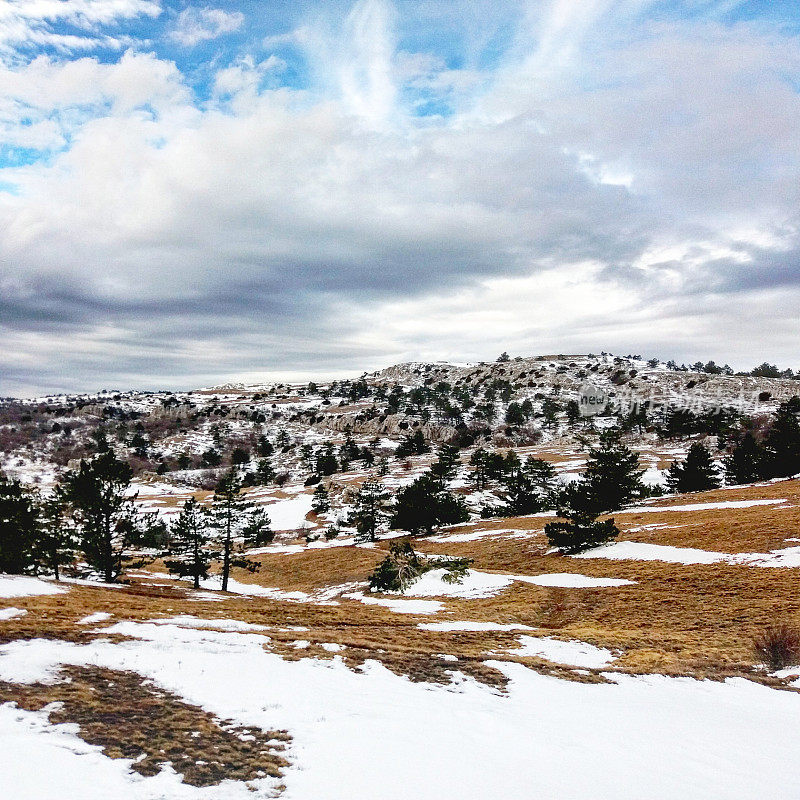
[753,624,800,671]
[0,666,290,787]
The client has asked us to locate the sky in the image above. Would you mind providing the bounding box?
[1,0,799,395]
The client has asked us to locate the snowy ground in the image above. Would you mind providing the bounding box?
[3,622,800,799]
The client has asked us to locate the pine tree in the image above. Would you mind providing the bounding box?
[762,398,800,479]
[666,443,721,493]
[582,428,646,513]
[544,482,619,554]
[391,474,469,537]
[349,480,391,542]
[725,432,764,485]
[164,497,217,589]
[566,400,581,425]
[241,507,273,547]
[469,447,489,490]
[430,443,461,481]
[62,451,137,583]
[396,430,429,457]
[315,443,339,476]
[312,483,330,515]
[206,471,261,591]
[36,489,77,581]
[0,473,40,574]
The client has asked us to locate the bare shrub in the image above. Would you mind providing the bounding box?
[753,624,800,670]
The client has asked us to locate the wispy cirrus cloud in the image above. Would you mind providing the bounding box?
[167,6,244,47]
[0,0,161,60]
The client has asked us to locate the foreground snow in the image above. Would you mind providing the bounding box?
[3,623,800,799]
[509,635,617,668]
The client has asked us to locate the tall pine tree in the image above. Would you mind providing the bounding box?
[164,497,216,589]
[725,432,764,485]
[762,398,800,479]
[582,428,646,513]
[349,480,391,542]
[62,451,137,583]
[667,443,721,493]
[206,471,261,591]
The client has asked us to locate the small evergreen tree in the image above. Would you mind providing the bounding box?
[762,398,800,479]
[315,443,339,476]
[164,497,217,589]
[349,480,391,542]
[395,430,429,457]
[391,474,469,536]
[667,443,721,493]
[312,483,330,515]
[206,471,261,591]
[582,428,646,513]
[429,443,461,481]
[544,482,619,554]
[35,489,77,581]
[505,402,525,426]
[725,432,764,485]
[566,400,581,425]
[241,506,273,547]
[369,539,423,592]
[469,447,489,490]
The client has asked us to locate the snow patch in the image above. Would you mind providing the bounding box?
[0,575,66,599]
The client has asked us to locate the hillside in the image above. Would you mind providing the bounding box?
[2,353,800,798]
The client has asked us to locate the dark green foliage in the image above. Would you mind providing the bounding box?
[61,451,137,583]
[541,398,560,428]
[311,483,330,515]
[255,458,276,484]
[35,489,77,580]
[581,428,646,513]
[369,539,423,592]
[429,443,461,481]
[348,480,391,542]
[391,474,469,536]
[230,447,250,465]
[666,443,721,493]
[505,402,525,426]
[724,433,764,485]
[164,497,217,589]
[202,448,222,467]
[657,407,740,440]
[761,398,800,479]
[315,444,339,476]
[566,400,581,425]
[0,473,40,574]
[256,435,274,457]
[751,363,782,378]
[395,430,430,457]
[544,482,619,554]
[241,507,273,547]
[206,471,261,591]
[500,457,558,515]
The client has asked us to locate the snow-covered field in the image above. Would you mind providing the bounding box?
[3,622,800,800]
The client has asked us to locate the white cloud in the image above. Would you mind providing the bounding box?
[168,7,244,47]
[1,2,800,391]
[0,0,161,60]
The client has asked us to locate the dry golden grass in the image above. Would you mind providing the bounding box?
[3,477,800,742]
[0,666,290,787]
